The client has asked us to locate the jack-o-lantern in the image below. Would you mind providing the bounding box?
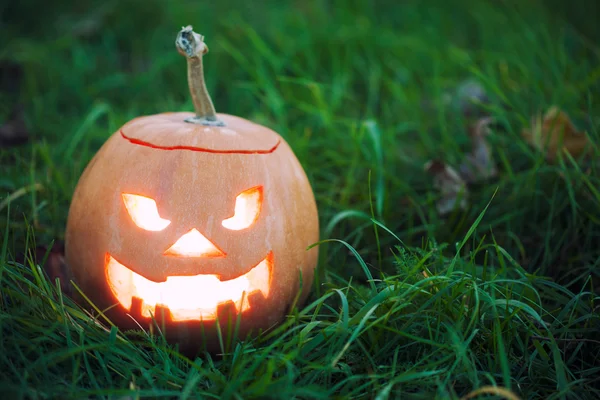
[65,26,319,353]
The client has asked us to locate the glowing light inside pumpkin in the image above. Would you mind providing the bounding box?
[105,252,273,321]
[222,186,263,230]
[163,228,225,257]
[122,193,171,231]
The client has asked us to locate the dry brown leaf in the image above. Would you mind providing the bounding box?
[425,160,468,215]
[459,116,498,183]
[0,62,28,147]
[522,106,591,161]
[36,241,74,297]
[0,106,28,147]
[420,78,491,119]
[454,78,491,118]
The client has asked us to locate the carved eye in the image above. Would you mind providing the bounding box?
[122,193,171,231]
[222,186,263,230]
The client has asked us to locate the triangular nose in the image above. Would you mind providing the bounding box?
[164,229,226,257]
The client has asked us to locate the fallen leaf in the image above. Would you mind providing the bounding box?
[36,241,73,297]
[0,106,29,147]
[454,78,491,118]
[425,160,468,215]
[0,61,28,147]
[420,78,491,120]
[459,116,498,183]
[522,106,592,161]
[0,118,28,146]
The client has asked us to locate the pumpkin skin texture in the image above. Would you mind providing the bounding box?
[65,111,319,354]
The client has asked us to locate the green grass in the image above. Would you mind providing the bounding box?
[1,0,600,398]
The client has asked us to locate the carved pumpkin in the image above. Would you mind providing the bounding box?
[64,26,319,353]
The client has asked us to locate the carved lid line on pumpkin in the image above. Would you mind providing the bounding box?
[120,129,281,154]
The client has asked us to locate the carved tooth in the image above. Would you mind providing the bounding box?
[247,290,265,309]
[129,296,144,318]
[154,304,173,324]
[216,301,238,324]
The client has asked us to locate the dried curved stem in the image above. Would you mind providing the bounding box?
[175,25,224,126]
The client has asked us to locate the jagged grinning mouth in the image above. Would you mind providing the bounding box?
[105,252,273,321]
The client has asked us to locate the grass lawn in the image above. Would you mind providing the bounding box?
[1,0,599,398]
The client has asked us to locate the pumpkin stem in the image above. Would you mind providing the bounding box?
[175,25,225,126]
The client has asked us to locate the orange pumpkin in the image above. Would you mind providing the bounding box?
[65,26,319,354]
